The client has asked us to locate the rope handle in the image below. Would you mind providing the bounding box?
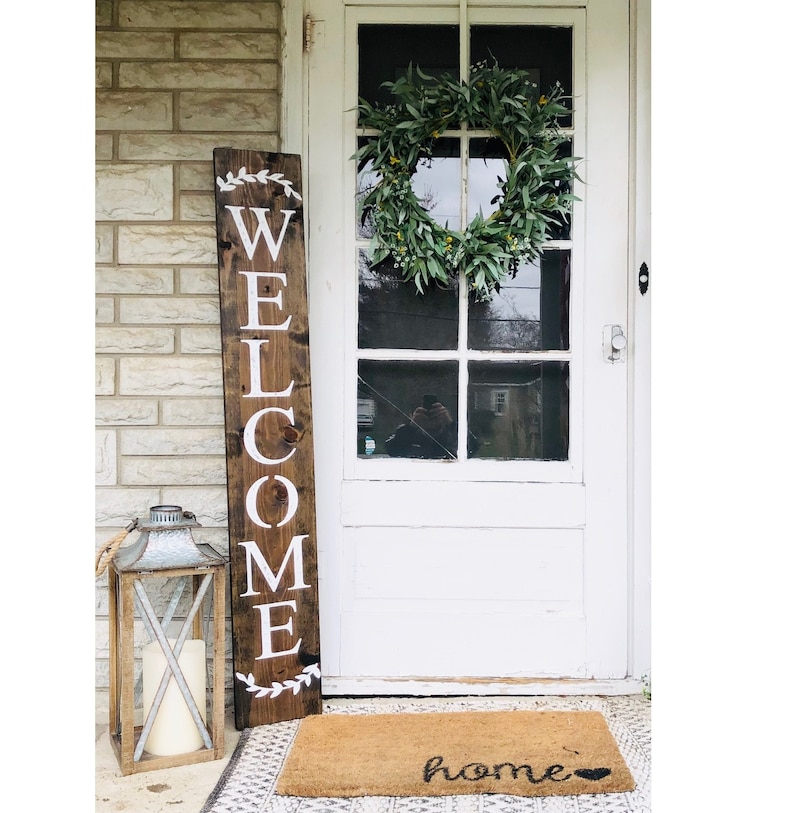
[95,520,138,578]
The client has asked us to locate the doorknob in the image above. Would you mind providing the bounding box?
[603,325,627,363]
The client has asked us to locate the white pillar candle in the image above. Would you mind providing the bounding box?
[142,638,206,756]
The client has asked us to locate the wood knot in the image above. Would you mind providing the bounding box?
[282,425,300,444]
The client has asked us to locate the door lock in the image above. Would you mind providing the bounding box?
[603,325,627,363]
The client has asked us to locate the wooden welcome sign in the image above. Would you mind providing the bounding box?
[213,149,321,728]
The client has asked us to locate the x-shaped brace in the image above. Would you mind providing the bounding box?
[132,573,215,762]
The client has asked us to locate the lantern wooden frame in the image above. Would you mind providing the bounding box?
[107,559,227,775]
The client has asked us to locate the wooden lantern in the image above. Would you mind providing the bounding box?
[107,506,227,775]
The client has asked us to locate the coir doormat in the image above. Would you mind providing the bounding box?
[276,709,635,799]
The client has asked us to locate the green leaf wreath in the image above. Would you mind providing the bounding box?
[353,62,581,301]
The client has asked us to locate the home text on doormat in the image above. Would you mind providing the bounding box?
[276,709,635,798]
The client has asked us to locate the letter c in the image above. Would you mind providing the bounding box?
[243,406,296,465]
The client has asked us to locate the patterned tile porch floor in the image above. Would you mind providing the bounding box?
[95,694,650,813]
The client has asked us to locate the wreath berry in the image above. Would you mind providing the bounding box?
[353,61,581,301]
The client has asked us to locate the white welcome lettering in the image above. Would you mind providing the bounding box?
[252,600,302,660]
[244,473,299,529]
[241,339,295,398]
[243,407,297,466]
[238,271,292,331]
[238,534,310,596]
[225,206,296,261]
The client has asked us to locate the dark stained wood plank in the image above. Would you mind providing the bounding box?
[213,149,322,728]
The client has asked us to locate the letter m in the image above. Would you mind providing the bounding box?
[238,534,310,596]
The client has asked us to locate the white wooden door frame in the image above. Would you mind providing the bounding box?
[627,0,651,687]
[282,0,651,695]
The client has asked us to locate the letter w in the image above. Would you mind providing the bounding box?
[238,535,310,596]
[225,205,296,261]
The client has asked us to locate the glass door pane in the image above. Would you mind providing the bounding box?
[358,25,460,107]
[355,19,574,463]
[468,250,570,351]
[470,24,574,125]
[357,360,460,459]
[468,360,569,460]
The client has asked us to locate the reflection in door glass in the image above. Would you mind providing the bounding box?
[468,361,569,460]
[358,251,459,350]
[358,25,459,108]
[356,153,378,240]
[357,360,460,459]
[468,141,507,221]
[469,138,572,241]
[357,138,461,238]
[468,250,570,351]
[470,25,573,125]
[411,139,461,231]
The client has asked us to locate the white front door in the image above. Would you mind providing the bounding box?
[305,0,633,688]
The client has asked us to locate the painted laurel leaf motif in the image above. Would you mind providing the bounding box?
[216,165,303,200]
[235,662,321,701]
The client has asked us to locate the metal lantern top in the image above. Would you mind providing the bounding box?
[112,505,226,572]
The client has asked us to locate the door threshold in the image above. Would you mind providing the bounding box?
[322,676,643,697]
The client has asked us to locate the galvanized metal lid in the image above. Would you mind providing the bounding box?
[112,505,226,572]
[135,505,201,531]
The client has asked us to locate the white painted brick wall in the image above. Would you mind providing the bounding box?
[95,225,114,263]
[179,91,280,131]
[119,356,223,395]
[118,295,219,324]
[96,357,116,395]
[162,398,225,425]
[119,427,225,456]
[119,132,280,160]
[96,64,113,90]
[180,31,279,60]
[96,266,175,295]
[96,399,159,425]
[179,192,216,221]
[179,164,217,191]
[178,267,222,294]
[95,163,174,219]
[96,297,116,324]
[96,430,118,486]
[181,325,222,353]
[96,326,176,352]
[95,0,284,696]
[95,92,174,131]
[117,224,217,264]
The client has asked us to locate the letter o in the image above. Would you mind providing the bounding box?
[245,474,300,529]
[274,475,299,527]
